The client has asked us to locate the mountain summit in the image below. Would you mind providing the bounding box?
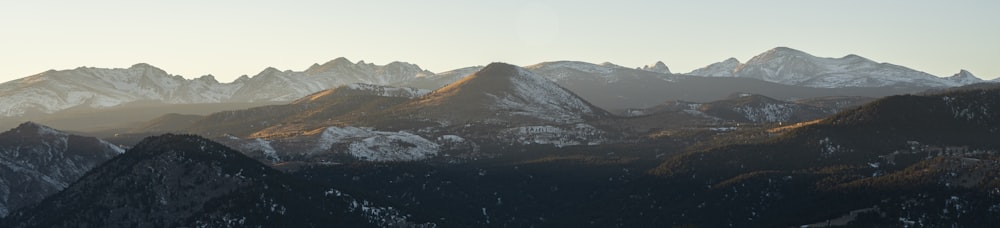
[409,62,607,124]
[944,69,984,85]
[687,57,740,77]
[0,64,240,117]
[687,47,965,88]
[641,61,671,74]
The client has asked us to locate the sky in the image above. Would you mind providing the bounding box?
[1,0,998,82]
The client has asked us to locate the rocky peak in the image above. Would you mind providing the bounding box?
[686,57,741,77]
[641,61,671,74]
[305,57,355,74]
[945,69,984,85]
[9,121,63,136]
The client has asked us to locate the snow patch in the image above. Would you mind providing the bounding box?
[733,103,794,122]
[487,68,596,123]
[319,126,440,161]
[436,135,466,143]
[344,83,430,98]
[819,137,851,158]
[499,124,607,147]
[252,138,280,163]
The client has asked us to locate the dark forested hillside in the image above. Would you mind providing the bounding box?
[651,86,1000,226]
[1,134,434,228]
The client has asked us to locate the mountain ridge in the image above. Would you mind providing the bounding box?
[1,48,989,121]
[0,122,123,217]
[686,47,976,88]
[405,62,607,125]
[0,58,435,118]
[1,134,432,227]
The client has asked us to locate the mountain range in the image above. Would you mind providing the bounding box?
[1,47,991,126]
[125,63,612,163]
[685,47,982,88]
[0,59,430,118]
[522,59,928,111]
[1,47,999,227]
[74,60,993,165]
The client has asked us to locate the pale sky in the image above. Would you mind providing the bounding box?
[1,0,998,82]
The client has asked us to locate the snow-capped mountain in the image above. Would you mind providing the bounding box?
[228,58,434,102]
[526,61,641,83]
[944,70,984,85]
[396,66,483,90]
[186,83,426,138]
[640,61,671,74]
[0,64,241,117]
[3,51,974,120]
[686,47,965,88]
[0,59,435,118]
[188,63,613,157]
[687,58,740,77]
[0,122,123,217]
[527,60,928,111]
[524,61,684,109]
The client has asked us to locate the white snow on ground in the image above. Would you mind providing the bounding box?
[687,58,741,77]
[942,95,994,123]
[318,126,440,161]
[488,68,597,123]
[500,124,607,147]
[525,61,637,84]
[223,127,444,162]
[348,134,440,162]
[324,188,428,227]
[437,135,466,143]
[344,83,430,98]
[819,137,851,158]
[252,138,280,163]
[526,61,620,79]
[733,103,794,123]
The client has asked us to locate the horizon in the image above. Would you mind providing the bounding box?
[2,1,998,82]
[8,47,991,84]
